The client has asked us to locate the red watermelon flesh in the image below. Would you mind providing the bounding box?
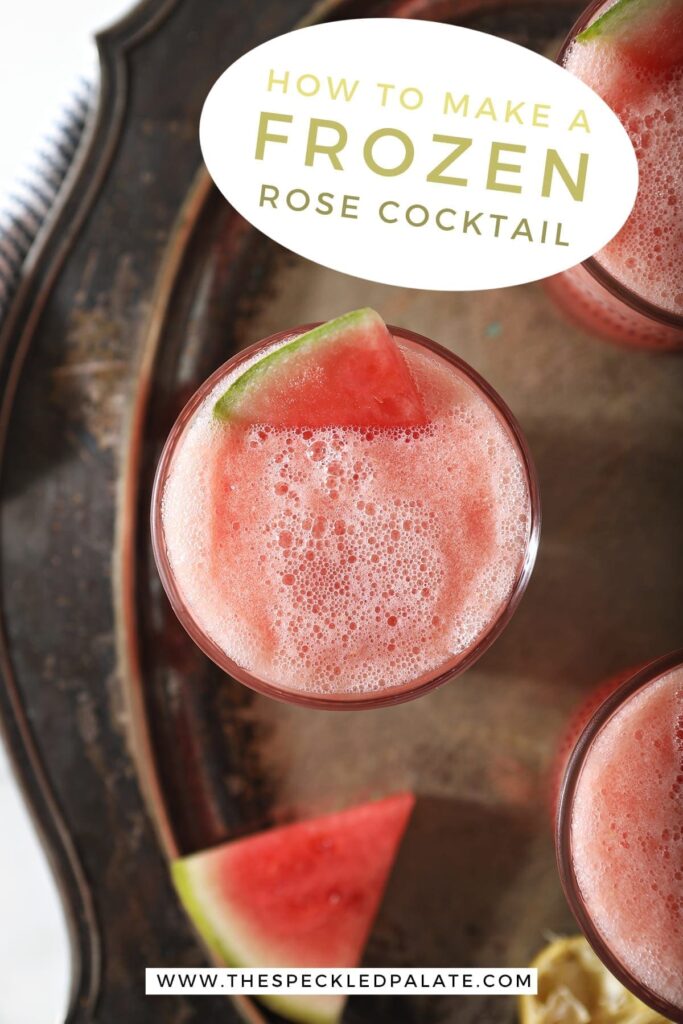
[578,0,683,73]
[213,308,427,428]
[171,793,415,1024]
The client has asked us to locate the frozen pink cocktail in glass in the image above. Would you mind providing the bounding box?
[151,311,539,709]
[547,0,683,349]
[557,652,683,1021]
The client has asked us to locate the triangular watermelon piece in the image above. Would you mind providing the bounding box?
[213,309,427,428]
[577,0,683,71]
[172,793,415,1024]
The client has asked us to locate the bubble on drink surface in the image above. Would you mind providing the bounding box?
[161,339,532,695]
[570,667,683,1007]
[564,42,683,315]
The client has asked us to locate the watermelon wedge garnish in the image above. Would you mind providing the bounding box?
[171,793,415,1024]
[213,309,427,428]
[577,0,683,71]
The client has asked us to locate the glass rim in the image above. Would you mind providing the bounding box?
[555,648,683,1022]
[150,322,541,711]
[556,0,683,333]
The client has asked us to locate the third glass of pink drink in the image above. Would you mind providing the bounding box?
[556,651,683,1021]
[151,310,539,709]
[546,0,683,349]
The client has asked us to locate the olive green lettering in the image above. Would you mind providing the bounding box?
[255,111,293,159]
[305,119,347,169]
[487,142,525,192]
[542,150,589,201]
[426,135,472,186]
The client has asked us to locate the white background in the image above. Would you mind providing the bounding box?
[0,5,133,1021]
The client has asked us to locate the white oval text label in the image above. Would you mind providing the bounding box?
[200,19,638,291]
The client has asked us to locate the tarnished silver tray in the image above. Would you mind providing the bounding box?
[1,1,681,1022]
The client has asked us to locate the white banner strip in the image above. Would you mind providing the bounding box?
[146,966,537,996]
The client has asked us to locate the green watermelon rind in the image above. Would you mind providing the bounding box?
[171,859,343,1024]
[213,308,379,422]
[577,0,658,42]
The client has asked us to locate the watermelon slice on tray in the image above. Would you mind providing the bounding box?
[172,793,415,1024]
[213,308,427,428]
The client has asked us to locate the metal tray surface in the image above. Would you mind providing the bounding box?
[0,1,681,1022]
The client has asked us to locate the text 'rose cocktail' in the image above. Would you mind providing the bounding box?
[152,310,538,708]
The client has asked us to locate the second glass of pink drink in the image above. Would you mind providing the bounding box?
[152,309,539,709]
[547,0,683,349]
[556,652,683,1022]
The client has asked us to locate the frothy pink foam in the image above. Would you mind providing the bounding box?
[161,341,531,695]
[564,41,683,315]
[571,665,683,1008]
